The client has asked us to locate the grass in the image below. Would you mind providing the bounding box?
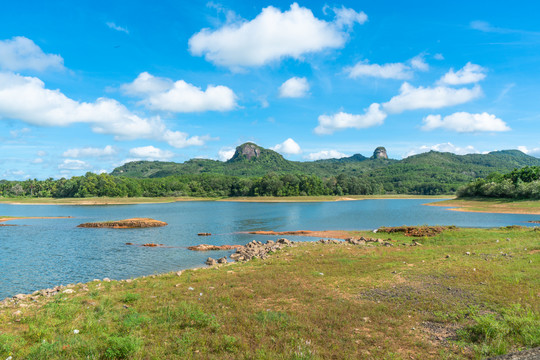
[0,227,538,359]
[429,198,540,215]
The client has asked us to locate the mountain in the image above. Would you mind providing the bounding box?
[110,143,540,194]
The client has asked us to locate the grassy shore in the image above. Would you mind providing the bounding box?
[429,198,540,215]
[0,196,214,205]
[0,194,452,206]
[1,227,538,359]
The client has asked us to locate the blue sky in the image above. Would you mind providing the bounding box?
[1,0,540,180]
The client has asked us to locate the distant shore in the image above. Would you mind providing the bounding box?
[427,198,540,215]
[0,194,453,206]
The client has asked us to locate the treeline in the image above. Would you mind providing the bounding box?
[457,166,540,199]
[0,172,388,198]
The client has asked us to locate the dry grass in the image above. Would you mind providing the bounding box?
[0,227,538,359]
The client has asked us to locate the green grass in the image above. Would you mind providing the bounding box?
[0,227,538,359]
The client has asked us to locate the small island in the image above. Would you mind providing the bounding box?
[77,218,167,229]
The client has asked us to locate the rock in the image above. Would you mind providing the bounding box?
[63,289,75,294]
[103,278,111,282]
[13,294,26,300]
[371,146,388,159]
[465,252,471,255]
[206,257,217,266]
[12,310,22,316]
[217,257,228,264]
[176,271,183,276]
[197,233,212,236]
[445,255,451,258]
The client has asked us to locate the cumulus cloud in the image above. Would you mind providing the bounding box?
[422,112,510,133]
[315,103,387,135]
[345,54,428,80]
[405,143,479,157]
[279,77,309,98]
[106,22,129,34]
[0,36,64,72]
[0,72,207,148]
[218,147,236,161]
[382,82,482,113]
[189,3,365,68]
[62,145,117,158]
[121,72,237,112]
[58,159,92,170]
[271,138,302,154]
[129,146,174,160]
[518,146,540,157]
[438,62,487,85]
[305,150,348,160]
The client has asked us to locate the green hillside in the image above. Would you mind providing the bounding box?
[110,143,540,195]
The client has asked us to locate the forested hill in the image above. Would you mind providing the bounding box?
[111,143,540,186]
[111,142,395,178]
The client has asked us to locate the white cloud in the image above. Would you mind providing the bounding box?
[32,158,44,164]
[0,36,64,72]
[271,138,302,154]
[345,54,428,80]
[62,145,116,158]
[434,53,444,60]
[121,72,237,112]
[346,61,412,80]
[0,72,206,148]
[315,103,387,135]
[37,150,47,157]
[438,62,487,85]
[279,77,309,98]
[129,146,174,160]
[106,22,129,34]
[422,112,510,133]
[410,54,429,71]
[10,127,31,138]
[58,159,92,170]
[382,82,482,113]
[332,6,368,30]
[305,150,348,160]
[405,143,479,157]
[218,147,236,161]
[518,146,540,156]
[189,3,365,68]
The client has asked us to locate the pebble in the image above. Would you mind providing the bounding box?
[73,329,79,334]
[188,287,194,291]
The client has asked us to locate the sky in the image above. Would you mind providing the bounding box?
[1,0,540,180]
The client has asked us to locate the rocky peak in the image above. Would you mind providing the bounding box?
[371,146,388,159]
[228,142,262,162]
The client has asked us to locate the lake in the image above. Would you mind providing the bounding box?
[1,199,539,299]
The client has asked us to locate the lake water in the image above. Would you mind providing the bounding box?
[1,199,539,299]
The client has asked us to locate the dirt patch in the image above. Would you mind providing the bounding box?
[377,225,457,237]
[188,244,243,251]
[77,218,167,229]
[247,230,352,239]
[422,321,459,343]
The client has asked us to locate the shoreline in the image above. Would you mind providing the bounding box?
[426,198,540,215]
[0,194,453,206]
[0,216,73,223]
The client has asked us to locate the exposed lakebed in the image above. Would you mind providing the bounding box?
[1,199,539,299]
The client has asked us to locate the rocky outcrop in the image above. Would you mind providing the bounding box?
[77,218,167,229]
[371,146,388,159]
[230,142,261,161]
[229,238,294,262]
